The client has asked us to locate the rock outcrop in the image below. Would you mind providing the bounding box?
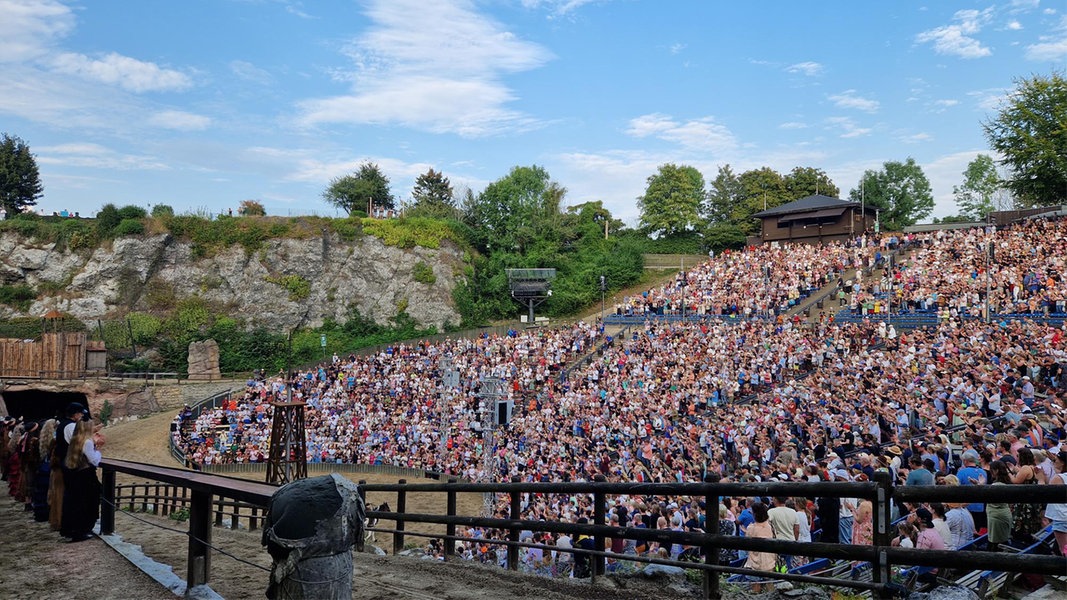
[187,340,221,381]
[0,231,464,331]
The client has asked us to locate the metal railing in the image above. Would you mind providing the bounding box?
[99,460,1067,599]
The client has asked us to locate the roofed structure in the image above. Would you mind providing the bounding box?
[751,194,876,245]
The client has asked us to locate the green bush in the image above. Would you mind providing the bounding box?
[264,274,311,301]
[0,284,35,311]
[412,262,436,284]
[151,204,174,218]
[118,205,148,220]
[95,204,122,236]
[114,218,145,236]
[362,217,463,249]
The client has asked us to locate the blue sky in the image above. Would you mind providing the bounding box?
[2,1,1065,226]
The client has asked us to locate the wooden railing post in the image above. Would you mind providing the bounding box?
[356,480,367,552]
[508,475,521,571]
[445,478,457,560]
[393,479,407,555]
[872,470,893,597]
[100,467,116,535]
[187,489,212,588]
[592,474,607,580]
[703,474,720,599]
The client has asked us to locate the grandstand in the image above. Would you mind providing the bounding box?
[162,215,1067,597]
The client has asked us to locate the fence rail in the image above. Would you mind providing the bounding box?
[99,459,1067,599]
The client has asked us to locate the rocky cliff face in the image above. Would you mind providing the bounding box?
[0,231,464,331]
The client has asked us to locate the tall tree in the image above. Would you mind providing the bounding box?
[953,154,1005,221]
[983,71,1067,207]
[0,134,43,218]
[409,168,455,218]
[848,158,934,231]
[783,166,839,200]
[703,164,743,224]
[322,161,394,215]
[464,165,562,255]
[637,163,704,237]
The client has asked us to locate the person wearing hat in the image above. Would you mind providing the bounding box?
[909,506,946,585]
[957,450,987,531]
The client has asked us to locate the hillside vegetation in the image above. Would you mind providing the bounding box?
[0,204,690,375]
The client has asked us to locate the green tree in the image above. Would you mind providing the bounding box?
[408,168,456,219]
[637,163,704,237]
[953,154,1003,221]
[783,166,839,200]
[0,134,43,218]
[849,158,934,231]
[464,165,562,255]
[322,162,395,215]
[983,71,1067,207]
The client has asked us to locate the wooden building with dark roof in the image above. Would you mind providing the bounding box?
[751,194,876,245]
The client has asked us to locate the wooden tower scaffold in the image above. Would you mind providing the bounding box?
[266,399,308,485]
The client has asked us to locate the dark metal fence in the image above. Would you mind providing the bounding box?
[99,459,1067,599]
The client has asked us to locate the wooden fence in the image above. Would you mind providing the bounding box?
[99,459,1067,599]
[0,331,88,377]
[115,482,265,531]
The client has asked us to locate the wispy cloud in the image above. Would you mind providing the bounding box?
[916,8,994,58]
[147,110,211,130]
[36,142,168,170]
[899,132,933,144]
[0,0,74,63]
[229,60,273,85]
[779,121,808,130]
[521,0,603,18]
[825,116,871,139]
[1025,15,1067,61]
[296,0,552,137]
[786,61,824,77]
[669,43,686,55]
[967,87,1009,111]
[50,52,192,93]
[625,113,738,153]
[828,90,880,113]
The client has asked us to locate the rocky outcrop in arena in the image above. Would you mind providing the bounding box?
[0,231,464,331]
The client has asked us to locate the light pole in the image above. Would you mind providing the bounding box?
[599,275,606,323]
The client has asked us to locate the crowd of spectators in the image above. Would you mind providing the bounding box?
[848,219,1067,319]
[171,220,1067,582]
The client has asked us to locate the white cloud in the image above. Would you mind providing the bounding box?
[899,132,933,144]
[786,61,824,76]
[50,52,193,93]
[297,0,552,136]
[0,0,74,63]
[36,142,168,170]
[779,122,808,130]
[933,99,960,108]
[967,87,1009,111]
[148,110,211,131]
[521,0,602,18]
[625,113,738,153]
[1006,21,1023,30]
[828,90,880,113]
[824,116,871,138]
[229,60,273,85]
[915,8,994,58]
[1025,16,1067,61]
[669,43,686,55]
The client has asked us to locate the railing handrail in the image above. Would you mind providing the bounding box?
[98,460,1067,597]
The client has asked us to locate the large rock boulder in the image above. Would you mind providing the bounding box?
[187,339,221,381]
